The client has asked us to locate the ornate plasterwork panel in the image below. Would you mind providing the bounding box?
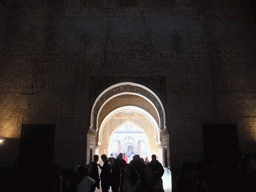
[89,76,166,103]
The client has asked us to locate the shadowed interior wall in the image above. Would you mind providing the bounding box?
[0,1,255,182]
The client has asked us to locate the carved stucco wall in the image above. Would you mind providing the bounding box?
[0,0,256,172]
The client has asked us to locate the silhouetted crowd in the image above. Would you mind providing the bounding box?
[2,153,256,192]
[63,153,165,192]
[174,155,256,192]
[50,154,256,192]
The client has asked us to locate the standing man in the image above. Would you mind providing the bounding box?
[90,155,100,191]
[99,154,111,192]
[111,153,126,192]
[149,154,165,192]
[109,154,114,165]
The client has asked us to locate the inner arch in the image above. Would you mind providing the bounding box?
[97,107,162,163]
[98,106,161,146]
[97,93,160,131]
[90,82,166,131]
[109,122,150,162]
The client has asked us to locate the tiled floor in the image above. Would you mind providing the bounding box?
[95,167,172,192]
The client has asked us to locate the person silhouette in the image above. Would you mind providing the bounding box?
[111,153,126,192]
[90,155,100,191]
[77,166,95,192]
[149,154,164,192]
[99,154,111,192]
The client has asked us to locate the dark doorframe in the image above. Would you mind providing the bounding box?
[203,124,240,166]
[18,124,55,189]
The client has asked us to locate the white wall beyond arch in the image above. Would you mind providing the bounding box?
[98,106,161,146]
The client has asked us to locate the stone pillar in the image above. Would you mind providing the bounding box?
[87,128,97,164]
[161,128,170,167]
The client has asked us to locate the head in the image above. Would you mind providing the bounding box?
[93,155,99,162]
[86,164,93,174]
[152,154,157,161]
[101,154,108,162]
[133,154,140,161]
[118,153,123,159]
[77,166,90,177]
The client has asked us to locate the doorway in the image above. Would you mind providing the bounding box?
[87,82,169,165]
[88,82,172,191]
[108,121,150,162]
[18,124,55,189]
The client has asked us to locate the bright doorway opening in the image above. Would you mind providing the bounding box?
[97,107,162,163]
[88,82,172,191]
[109,121,150,162]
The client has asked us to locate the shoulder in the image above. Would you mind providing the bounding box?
[153,160,163,167]
[157,161,164,167]
[88,176,95,183]
[121,159,126,165]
